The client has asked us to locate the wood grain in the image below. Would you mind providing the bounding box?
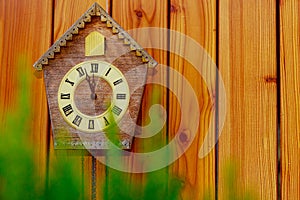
[110,0,169,197]
[169,0,216,199]
[112,0,169,160]
[280,0,300,199]
[218,0,278,199]
[52,1,109,199]
[0,0,52,186]
[3,1,300,199]
[53,0,108,41]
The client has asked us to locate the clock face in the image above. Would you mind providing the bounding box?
[57,60,130,133]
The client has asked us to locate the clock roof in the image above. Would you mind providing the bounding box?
[33,2,157,70]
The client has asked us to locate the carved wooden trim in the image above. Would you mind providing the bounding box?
[33,3,157,70]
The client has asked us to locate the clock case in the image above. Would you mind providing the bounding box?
[33,3,157,150]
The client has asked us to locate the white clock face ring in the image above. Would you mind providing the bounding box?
[57,60,130,133]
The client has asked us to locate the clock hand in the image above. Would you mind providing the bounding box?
[84,69,97,100]
[91,74,97,100]
[91,74,96,92]
[84,69,92,89]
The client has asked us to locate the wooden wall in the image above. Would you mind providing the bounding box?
[0,0,299,199]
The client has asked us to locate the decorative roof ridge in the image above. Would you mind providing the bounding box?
[33,2,158,70]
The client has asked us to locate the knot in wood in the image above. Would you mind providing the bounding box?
[264,76,277,83]
[135,10,143,18]
[170,4,178,13]
[179,129,190,144]
[180,133,188,143]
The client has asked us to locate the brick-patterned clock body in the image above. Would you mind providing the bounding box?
[33,3,156,149]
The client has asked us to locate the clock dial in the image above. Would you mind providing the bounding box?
[57,60,130,133]
[74,77,112,116]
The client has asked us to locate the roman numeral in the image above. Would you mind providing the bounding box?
[103,117,110,126]
[91,63,99,73]
[62,104,73,117]
[60,93,70,99]
[65,78,74,86]
[76,67,85,77]
[112,105,122,116]
[105,68,111,76]
[116,94,126,100]
[113,78,123,86]
[72,115,82,127]
[88,120,94,130]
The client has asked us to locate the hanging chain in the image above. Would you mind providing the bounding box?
[92,156,97,200]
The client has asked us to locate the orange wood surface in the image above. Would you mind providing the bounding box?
[218,0,278,199]
[0,0,52,185]
[280,0,300,199]
[169,0,216,199]
[1,0,300,199]
[110,0,169,197]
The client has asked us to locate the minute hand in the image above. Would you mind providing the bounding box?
[85,69,96,94]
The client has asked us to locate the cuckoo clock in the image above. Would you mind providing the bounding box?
[33,3,157,150]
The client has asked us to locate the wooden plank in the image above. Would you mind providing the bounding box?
[218,0,277,199]
[110,0,169,197]
[0,0,52,186]
[112,0,169,161]
[53,0,108,40]
[169,0,216,199]
[280,0,300,199]
[51,1,108,199]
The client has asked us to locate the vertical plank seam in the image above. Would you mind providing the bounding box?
[276,0,281,199]
[109,0,113,18]
[51,0,55,45]
[166,0,171,196]
[45,104,51,193]
[166,0,171,146]
[215,0,220,200]
[45,0,55,194]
